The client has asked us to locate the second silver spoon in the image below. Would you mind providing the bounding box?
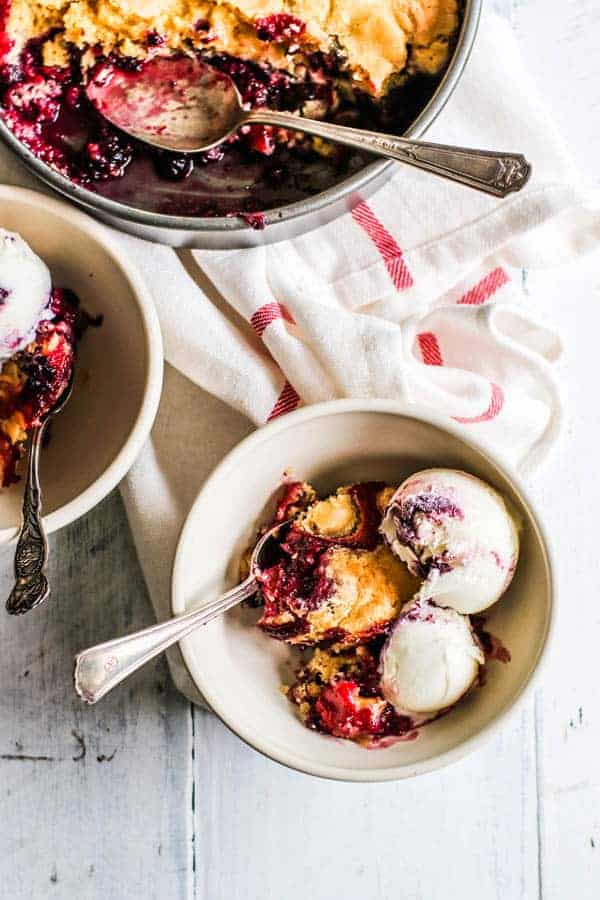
[6,372,74,615]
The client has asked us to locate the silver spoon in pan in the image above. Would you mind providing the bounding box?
[87,56,531,198]
[74,519,290,703]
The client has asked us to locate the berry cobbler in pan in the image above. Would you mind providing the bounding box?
[0,1,460,217]
[247,470,517,749]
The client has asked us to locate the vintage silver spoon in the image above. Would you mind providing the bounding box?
[87,56,531,197]
[74,519,289,703]
[6,372,75,615]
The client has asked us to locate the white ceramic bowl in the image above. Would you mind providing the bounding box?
[172,400,553,781]
[0,186,163,541]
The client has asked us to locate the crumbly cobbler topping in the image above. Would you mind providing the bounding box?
[5,0,459,95]
[314,544,420,642]
[300,488,358,537]
[255,481,420,646]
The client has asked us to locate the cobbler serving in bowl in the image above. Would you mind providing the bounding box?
[255,481,420,645]
[247,469,517,749]
[0,0,460,219]
[0,227,96,487]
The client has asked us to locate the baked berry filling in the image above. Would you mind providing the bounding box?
[0,286,98,487]
[0,38,344,204]
[288,643,417,746]
[254,15,306,43]
[273,480,316,523]
[256,529,335,640]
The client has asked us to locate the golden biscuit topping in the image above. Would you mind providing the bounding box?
[6,0,459,95]
[301,489,358,537]
[287,543,420,645]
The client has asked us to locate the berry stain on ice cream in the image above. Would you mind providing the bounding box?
[381,469,519,615]
[0,229,52,360]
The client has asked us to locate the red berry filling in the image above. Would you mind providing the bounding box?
[0,286,98,487]
[315,680,390,739]
[288,642,416,746]
[0,9,442,219]
[254,14,306,43]
[257,530,335,640]
[0,30,342,213]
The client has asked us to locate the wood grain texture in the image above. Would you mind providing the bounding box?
[520,254,600,900]
[193,706,538,900]
[0,493,192,900]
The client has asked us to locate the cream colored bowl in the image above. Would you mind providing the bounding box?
[172,400,553,781]
[0,186,163,541]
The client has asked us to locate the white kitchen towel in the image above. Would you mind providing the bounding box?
[1,15,598,705]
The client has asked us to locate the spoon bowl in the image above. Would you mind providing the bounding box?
[87,57,244,153]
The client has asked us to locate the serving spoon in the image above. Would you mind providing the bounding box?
[74,519,289,703]
[87,56,532,198]
[6,372,74,615]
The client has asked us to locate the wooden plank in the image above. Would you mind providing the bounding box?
[511,2,600,896]
[0,492,192,900]
[519,253,600,900]
[193,700,538,900]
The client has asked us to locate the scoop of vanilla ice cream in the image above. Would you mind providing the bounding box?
[0,230,52,361]
[381,468,519,614]
[380,599,484,719]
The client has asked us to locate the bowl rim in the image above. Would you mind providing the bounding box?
[172,398,555,782]
[0,185,163,542]
[0,0,482,236]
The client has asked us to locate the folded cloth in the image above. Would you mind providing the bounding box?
[1,15,598,705]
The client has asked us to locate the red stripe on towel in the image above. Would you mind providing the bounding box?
[267,381,300,421]
[250,302,295,337]
[457,267,510,306]
[417,332,444,366]
[453,383,505,424]
[416,332,504,423]
[352,202,414,291]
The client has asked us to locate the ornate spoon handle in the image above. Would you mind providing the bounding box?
[6,423,50,615]
[246,110,532,197]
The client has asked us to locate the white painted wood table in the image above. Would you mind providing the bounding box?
[2,2,599,897]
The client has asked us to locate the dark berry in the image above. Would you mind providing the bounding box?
[146,31,165,47]
[153,151,194,181]
[84,130,133,180]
